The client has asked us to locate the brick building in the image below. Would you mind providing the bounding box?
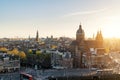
[70,24,104,68]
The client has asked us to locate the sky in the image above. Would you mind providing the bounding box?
[1,0,120,38]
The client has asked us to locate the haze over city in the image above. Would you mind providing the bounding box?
[2,1,120,80]
[1,0,120,38]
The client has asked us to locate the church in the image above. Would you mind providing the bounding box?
[70,24,104,68]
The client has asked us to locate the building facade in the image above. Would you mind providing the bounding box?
[71,24,104,68]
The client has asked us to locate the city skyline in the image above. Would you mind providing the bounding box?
[1,0,120,38]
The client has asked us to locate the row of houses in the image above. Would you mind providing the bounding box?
[0,53,20,72]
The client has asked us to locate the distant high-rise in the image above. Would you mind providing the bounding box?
[36,30,39,42]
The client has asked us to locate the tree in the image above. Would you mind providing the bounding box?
[41,53,51,69]
[11,48,19,55]
[36,50,41,55]
[28,49,33,54]
[6,48,20,60]
[0,47,8,52]
[25,53,36,68]
[51,45,57,49]
[19,51,26,59]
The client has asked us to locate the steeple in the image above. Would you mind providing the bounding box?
[99,30,103,40]
[79,22,81,28]
[77,24,84,34]
[96,31,99,40]
[95,30,103,48]
[29,35,30,41]
[36,30,39,42]
[76,23,85,42]
[96,30,103,41]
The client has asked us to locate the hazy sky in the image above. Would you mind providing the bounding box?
[1,0,120,38]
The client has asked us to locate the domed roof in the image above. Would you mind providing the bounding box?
[77,24,84,34]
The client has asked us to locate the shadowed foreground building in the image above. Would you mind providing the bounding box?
[70,24,104,68]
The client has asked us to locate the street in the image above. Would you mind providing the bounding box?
[24,68,96,80]
[0,72,20,80]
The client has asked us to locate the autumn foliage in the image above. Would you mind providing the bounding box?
[0,47,26,59]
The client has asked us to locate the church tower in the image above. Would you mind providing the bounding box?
[36,30,39,42]
[75,24,85,68]
[95,30,103,48]
[76,24,85,43]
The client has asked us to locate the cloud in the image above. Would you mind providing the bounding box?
[63,8,107,17]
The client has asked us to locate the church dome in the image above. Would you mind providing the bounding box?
[77,24,84,34]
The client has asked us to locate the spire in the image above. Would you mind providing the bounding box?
[79,22,82,30]
[36,30,39,42]
[93,33,95,39]
[96,30,99,40]
[96,30,103,41]
[29,35,30,40]
[96,29,103,48]
[99,29,103,40]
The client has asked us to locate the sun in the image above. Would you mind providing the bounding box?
[102,16,120,38]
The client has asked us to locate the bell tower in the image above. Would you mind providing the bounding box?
[75,24,85,68]
[76,24,85,43]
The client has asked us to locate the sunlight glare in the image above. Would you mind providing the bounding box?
[102,16,120,38]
